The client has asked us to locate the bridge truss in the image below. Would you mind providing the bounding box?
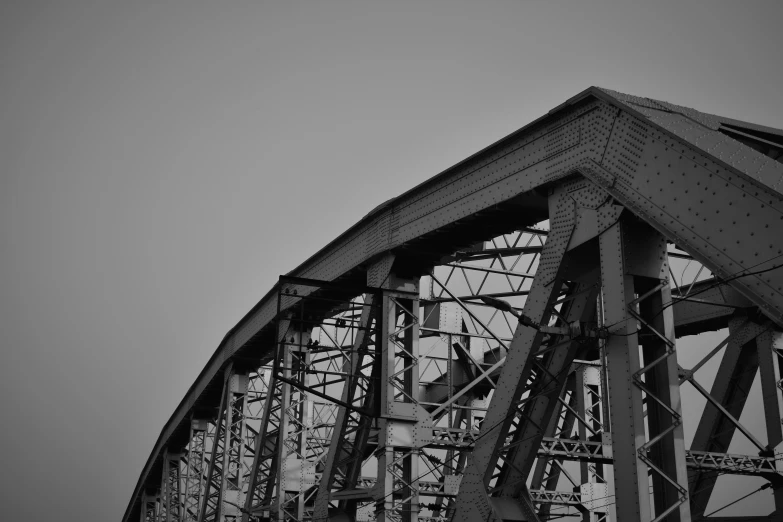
[124,87,783,522]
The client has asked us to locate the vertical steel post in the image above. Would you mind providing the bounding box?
[182,419,208,522]
[242,316,292,522]
[756,329,783,512]
[686,318,766,516]
[159,449,182,522]
[198,373,230,522]
[495,283,597,497]
[574,368,592,522]
[600,217,691,522]
[577,363,613,522]
[373,275,421,522]
[638,279,689,521]
[452,190,576,522]
[599,221,651,521]
[275,328,312,521]
[157,459,168,522]
[532,376,576,518]
[223,371,249,521]
[142,493,158,522]
[313,293,379,521]
[238,366,271,521]
[198,365,248,522]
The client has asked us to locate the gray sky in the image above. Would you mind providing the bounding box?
[2,1,783,520]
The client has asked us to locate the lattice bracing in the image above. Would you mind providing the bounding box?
[125,87,783,522]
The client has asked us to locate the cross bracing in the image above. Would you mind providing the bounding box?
[123,87,783,522]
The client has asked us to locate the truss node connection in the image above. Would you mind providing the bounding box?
[125,87,783,522]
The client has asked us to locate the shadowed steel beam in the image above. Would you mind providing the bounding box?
[197,367,231,522]
[181,419,208,522]
[531,377,577,519]
[375,277,422,522]
[312,292,378,521]
[123,93,618,522]
[686,377,766,452]
[579,147,783,327]
[141,493,157,522]
[124,88,783,522]
[687,317,769,517]
[195,366,248,522]
[274,327,312,521]
[756,329,783,515]
[158,450,181,522]
[241,319,291,521]
[494,282,597,497]
[636,264,689,521]
[452,189,576,522]
[600,220,649,521]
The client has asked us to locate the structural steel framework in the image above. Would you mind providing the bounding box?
[123,87,783,522]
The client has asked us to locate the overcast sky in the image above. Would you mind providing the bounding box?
[2,2,783,521]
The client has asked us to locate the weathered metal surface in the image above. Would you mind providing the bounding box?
[124,88,783,522]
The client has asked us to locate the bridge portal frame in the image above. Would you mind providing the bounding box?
[124,87,783,522]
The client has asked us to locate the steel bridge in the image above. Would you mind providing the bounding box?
[123,87,783,522]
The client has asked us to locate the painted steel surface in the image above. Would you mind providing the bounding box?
[124,87,783,522]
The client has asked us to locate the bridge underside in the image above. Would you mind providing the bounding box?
[125,87,783,522]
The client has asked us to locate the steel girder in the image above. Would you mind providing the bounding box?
[758,330,783,514]
[530,374,582,519]
[685,317,770,516]
[158,449,182,522]
[182,419,208,522]
[124,88,783,522]
[141,493,157,522]
[312,291,380,521]
[198,367,249,522]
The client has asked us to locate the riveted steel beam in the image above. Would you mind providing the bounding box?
[577,106,783,327]
[197,365,248,522]
[182,419,208,522]
[372,275,424,522]
[197,368,231,522]
[242,319,291,521]
[531,376,578,518]
[599,216,691,522]
[125,88,783,522]
[313,265,387,521]
[492,282,597,497]
[157,449,181,522]
[756,329,783,515]
[141,493,157,522]
[274,329,313,522]
[686,317,771,517]
[124,93,620,522]
[452,189,578,522]
[637,277,689,521]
